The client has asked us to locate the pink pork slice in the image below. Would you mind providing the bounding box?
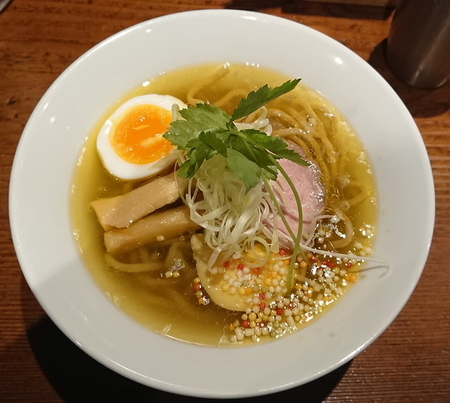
[269,143,325,246]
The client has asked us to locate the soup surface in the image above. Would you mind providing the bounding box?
[71,63,377,346]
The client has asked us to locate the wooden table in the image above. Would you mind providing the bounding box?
[1,1,449,402]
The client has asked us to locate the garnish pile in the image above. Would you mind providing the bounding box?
[163,79,306,288]
[164,79,306,190]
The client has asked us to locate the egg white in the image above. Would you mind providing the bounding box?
[97,94,187,180]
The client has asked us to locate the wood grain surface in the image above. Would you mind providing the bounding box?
[1,1,449,402]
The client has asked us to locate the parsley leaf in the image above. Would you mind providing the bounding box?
[226,148,261,190]
[240,130,308,166]
[163,79,305,190]
[231,79,301,121]
[164,103,230,149]
[198,131,228,157]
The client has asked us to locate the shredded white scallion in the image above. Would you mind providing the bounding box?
[185,155,278,269]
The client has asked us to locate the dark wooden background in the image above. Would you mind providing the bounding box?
[1,1,449,402]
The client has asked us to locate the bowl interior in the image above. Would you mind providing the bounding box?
[9,9,434,398]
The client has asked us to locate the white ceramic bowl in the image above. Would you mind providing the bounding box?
[9,9,434,398]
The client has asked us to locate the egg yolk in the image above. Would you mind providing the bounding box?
[111,104,174,164]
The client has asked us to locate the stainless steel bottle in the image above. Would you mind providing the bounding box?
[386,0,450,88]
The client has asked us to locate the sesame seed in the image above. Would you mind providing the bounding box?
[235,328,244,341]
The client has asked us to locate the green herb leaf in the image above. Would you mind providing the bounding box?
[164,103,230,149]
[243,130,308,165]
[273,147,308,165]
[227,133,278,179]
[231,79,301,121]
[198,131,228,157]
[178,141,214,179]
[163,79,304,188]
[226,148,261,190]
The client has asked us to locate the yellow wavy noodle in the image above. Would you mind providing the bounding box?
[105,252,161,273]
[186,66,230,104]
[213,88,249,108]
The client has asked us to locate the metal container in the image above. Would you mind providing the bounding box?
[386,0,450,88]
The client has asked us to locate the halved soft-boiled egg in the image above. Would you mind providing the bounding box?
[97,94,187,180]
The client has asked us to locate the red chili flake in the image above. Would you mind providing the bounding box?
[289,302,296,309]
[258,293,266,300]
[311,255,318,262]
[237,263,245,270]
[276,308,284,316]
[223,261,230,269]
[241,320,250,328]
[345,262,353,268]
[259,302,266,310]
[193,283,202,291]
[257,322,265,328]
[323,260,335,269]
[279,249,287,256]
[252,267,261,275]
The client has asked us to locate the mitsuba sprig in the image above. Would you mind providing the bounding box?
[163,79,307,190]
